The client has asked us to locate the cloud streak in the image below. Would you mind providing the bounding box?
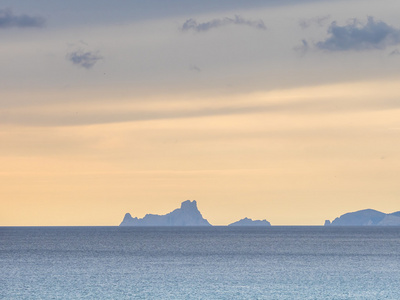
[67,50,103,69]
[3,94,400,127]
[182,15,266,32]
[299,15,331,29]
[316,17,400,51]
[0,8,45,29]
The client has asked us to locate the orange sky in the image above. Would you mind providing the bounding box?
[2,80,400,225]
[1,1,400,225]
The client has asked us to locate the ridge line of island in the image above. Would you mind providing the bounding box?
[120,200,400,226]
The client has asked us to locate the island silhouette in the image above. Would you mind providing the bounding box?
[120,200,400,226]
[228,217,271,226]
[120,200,271,226]
[120,200,211,226]
[325,209,400,226]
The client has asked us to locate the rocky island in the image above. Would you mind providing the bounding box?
[228,217,271,226]
[120,200,212,226]
[324,209,400,226]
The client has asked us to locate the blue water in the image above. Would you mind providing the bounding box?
[1,227,400,299]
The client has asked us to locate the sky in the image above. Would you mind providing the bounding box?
[1,0,400,226]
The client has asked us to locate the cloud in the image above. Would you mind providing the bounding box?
[181,15,266,32]
[294,39,309,55]
[389,49,400,56]
[316,17,400,51]
[4,93,400,127]
[0,8,45,29]
[299,15,331,29]
[67,50,103,69]
[189,65,201,72]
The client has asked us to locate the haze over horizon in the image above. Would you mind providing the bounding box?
[1,0,400,226]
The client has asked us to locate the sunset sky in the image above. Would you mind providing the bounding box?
[1,0,400,226]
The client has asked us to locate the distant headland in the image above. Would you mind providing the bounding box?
[120,200,271,226]
[324,209,400,226]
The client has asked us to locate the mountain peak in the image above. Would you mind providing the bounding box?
[180,200,197,210]
[122,213,132,220]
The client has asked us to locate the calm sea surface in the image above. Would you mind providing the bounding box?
[1,226,400,299]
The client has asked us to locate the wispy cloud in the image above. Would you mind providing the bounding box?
[4,84,400,127]
[389,49,400,56]
[293,39,309,56]
[316,17,400,51]
[0,8,45,29]
[299,15,331,29]
[189,65,201,72]
[66,50,103,69]
[181,15,266,32]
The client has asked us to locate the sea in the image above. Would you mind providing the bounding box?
[1,226,400,299]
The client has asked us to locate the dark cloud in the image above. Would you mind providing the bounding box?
[0,8,45,29]
[316,17,400,51]
[67,50,103,69]
[299,15,330,29]
[182,15,266,32]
